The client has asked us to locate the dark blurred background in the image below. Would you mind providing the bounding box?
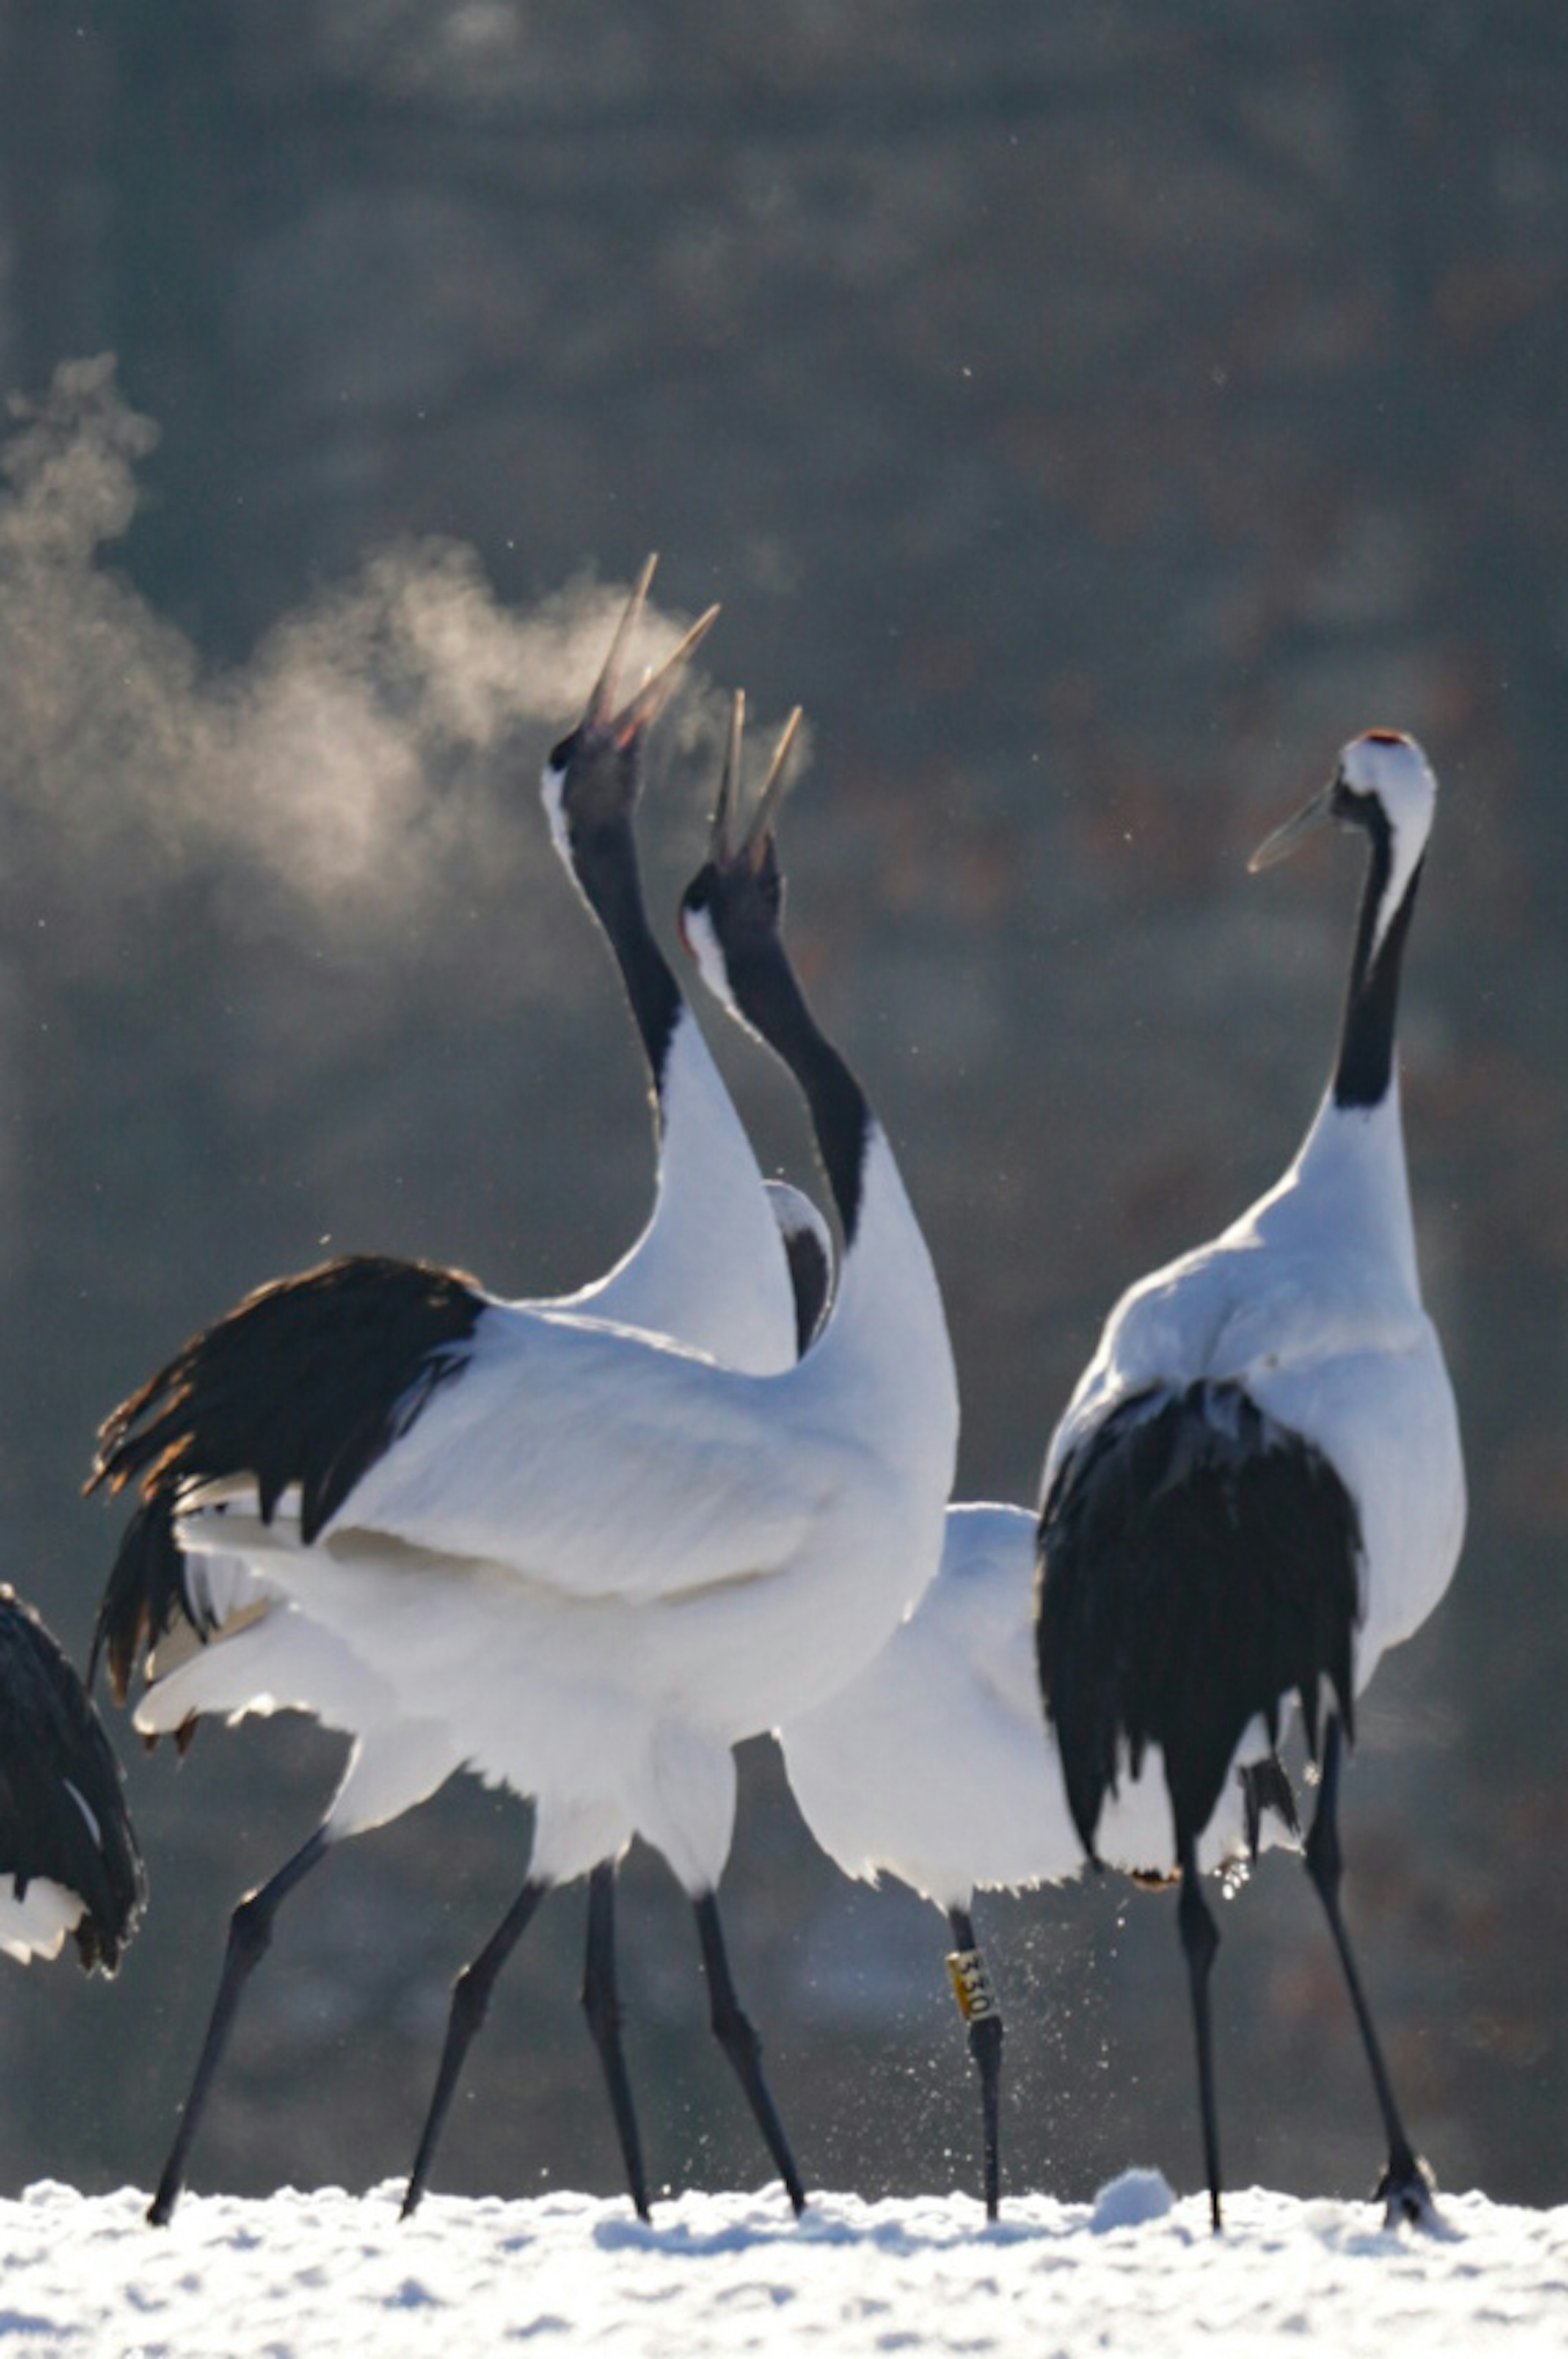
[0,0,1561,2216]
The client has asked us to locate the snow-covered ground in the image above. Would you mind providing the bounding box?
[6,2175,1565,2358]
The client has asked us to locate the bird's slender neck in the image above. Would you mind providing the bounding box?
[1333,814,1424,1112]
[720,930,869,1245]
[719,912,956,1468]
[558,814,797,1373]
[568,815,682,1114]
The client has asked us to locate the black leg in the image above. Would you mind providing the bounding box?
[400,1878,548,2220]
[1176,1834,1223,2234]
[148,1826,332,2227]
[693,1892,806,2216]
[581,1862,651,2220]
[947,1906,1003,2221]
[1304,1714,1436,2225]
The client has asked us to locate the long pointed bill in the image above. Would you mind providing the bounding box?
[612,601,721,744]
[742,707,804,870]
[1247,778,1337,874]
[712,690,746,862]
[586,553,659,732]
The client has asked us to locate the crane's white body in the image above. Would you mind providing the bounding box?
[132,988,813,1827]
[130,594,818,1849]
[782,1504,1067,1911]
[782,1501,1292,1914]
[1039,730,1464,1890]
[159,1122,955,1894]
[1045,1080,1464,1707]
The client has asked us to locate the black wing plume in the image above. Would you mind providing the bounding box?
[1036,1379,1360,1862]
[88,1254,487,1697]
[0,1590,145,1971]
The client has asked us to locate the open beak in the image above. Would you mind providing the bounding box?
[741,708,804,870]
[585,553,721,744]
[710,700,804,869]
[711,690,746,862]
[1247,776,1338,874]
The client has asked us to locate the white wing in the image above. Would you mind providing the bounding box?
[185,1304,833,1612]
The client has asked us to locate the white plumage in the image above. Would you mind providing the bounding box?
[1036,727,1464,2231]
[784,1506,1065,1912]
[91,576,821,2221]
[95,679,956,2226]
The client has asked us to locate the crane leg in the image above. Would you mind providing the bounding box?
[1176,1833,1224,2233]
[400,1877,548,2219]
[147,1825,332,2227]
[693,1892,806,2215]
[581,1862,651,2220]
[1303,1714,1436,2225]
[947,1906,1002,2221]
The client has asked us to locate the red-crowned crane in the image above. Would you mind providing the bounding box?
[92,690,955,2228]
[1036,729,1464,2232]
[89,571,824,2223]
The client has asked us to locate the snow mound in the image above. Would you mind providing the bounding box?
[3,2179,1565,2357]
[1091,2164,1177,2230]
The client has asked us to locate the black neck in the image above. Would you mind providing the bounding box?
[570,814,682,1105]
[1333,810,1423,1109]
[727,934,870,1245]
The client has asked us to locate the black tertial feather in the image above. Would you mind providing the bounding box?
[89,1493,186,1705]
[88,1256,486,1691]
[1036,1379,1361,1862]
[0,1590,145,1972]
[780,1220,832,1357]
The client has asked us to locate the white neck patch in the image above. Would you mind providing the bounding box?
[681,901,750,1031]
[1339,733,1437,963]
[539,761,573,871]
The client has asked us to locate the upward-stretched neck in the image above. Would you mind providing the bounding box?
[721,921,956,1477]
[568,814,682,1112]
[1333,804,1424,1112]
[559,814,796,1371]
[721,927,869,1245]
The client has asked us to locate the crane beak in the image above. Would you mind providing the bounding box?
[584,552,720,744]
[711,690,746,862]
[1247,777,1337,873]
[612,600,722,742]
[740,707,804,870]
[586,553,658,731]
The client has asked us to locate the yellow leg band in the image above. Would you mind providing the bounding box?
[945,1946,1000,2025]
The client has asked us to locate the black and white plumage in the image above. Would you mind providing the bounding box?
[1035,728,1464,2231]
[91,684,956,2227]
[780,1504,1296,2219]
[0,1586,142,1975]
[87,570,826,2224]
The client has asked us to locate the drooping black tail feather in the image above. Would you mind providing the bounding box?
[1036,1379,1361,1862]
[0,1590,145,1973]
[88,1492,187,1706]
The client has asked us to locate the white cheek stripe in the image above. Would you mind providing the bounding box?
[682,904,743,1024]
[1371,808,1426,964]
[540,763,572,869]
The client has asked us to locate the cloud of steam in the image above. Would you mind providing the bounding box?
[0,355,723,968]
